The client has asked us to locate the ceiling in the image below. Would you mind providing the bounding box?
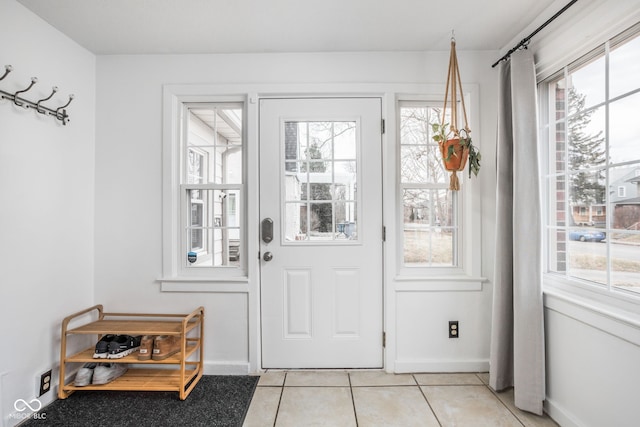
[18,0,559,55]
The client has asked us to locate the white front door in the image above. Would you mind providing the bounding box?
[259,97,383,368]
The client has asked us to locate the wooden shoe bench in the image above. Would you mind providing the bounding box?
[58,305,204,400]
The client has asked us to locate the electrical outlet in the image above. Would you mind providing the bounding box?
[449,321,459,338]
[38,370,52,397]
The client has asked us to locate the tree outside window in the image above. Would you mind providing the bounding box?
[544,26,640,297]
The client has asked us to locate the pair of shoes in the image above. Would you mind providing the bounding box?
[138,335,155,360]
[74,363,127,386]
[92,363,128,385]
[138,335,181,360]
[107,335,142,359]
[93,334,116,358]
[93,335,142,359]
[73,362,97,386]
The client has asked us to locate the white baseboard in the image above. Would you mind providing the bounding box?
[545,398,585,427]
[203,361,250,375]
[394,359,489,373]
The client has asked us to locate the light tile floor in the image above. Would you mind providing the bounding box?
[243,371,559,427]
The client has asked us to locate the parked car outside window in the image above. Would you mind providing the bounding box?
[569,230,606,242]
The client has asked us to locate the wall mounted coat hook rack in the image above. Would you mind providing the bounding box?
[0,64,74,125]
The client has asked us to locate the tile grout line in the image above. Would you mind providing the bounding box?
[271,371,286,427]
[476,373,526,427]
[347,372,360,427]
[413,374,443,427]
[261,370,539,427]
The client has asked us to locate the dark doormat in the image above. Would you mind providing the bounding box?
[21,375,259,427]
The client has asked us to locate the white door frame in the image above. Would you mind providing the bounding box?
[258,97,384,368]
[250,89,394,374]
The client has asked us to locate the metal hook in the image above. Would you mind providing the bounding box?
[0,65,13,81]
[14,77,38,107]
[36,86,58,114]
[55,94,74,123]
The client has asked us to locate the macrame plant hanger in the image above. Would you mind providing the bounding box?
[439,34,471,191]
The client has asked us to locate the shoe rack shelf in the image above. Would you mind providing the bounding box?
[58,305,204,400]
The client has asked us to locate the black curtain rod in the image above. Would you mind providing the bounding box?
[491,0,579,68]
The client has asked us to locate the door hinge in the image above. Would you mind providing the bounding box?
[382,226,386,242]
[383,332,386,348]
[381,119,386,134]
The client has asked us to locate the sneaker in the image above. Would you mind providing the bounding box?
[93,334,117,358]
[152,335,181,360]
[138,335,155,361]
[74,362,97,386]
[107,335,142,359]
[91,363,127,385]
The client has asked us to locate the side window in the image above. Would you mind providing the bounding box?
[542,25,640,297]
[181,104,245,276]
[398,102,461,272]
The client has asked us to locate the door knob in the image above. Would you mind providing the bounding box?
[263,251,273,262]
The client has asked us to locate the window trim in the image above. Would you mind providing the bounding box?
[617,186,626,198]
[161,92,249,283]
[394,96,483,287]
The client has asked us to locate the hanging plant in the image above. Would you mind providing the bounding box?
[434,36,481,191]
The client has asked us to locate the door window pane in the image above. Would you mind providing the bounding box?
[284,202,307,240]
[283,121,359,243]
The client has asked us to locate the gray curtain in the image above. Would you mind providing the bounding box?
[489,49,546,415]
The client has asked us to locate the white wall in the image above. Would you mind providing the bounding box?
[4,0,639,425]
[0,1,95,425]
[544,292,640,427]
[94,50,499,374]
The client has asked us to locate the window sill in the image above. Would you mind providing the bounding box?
[158,277,249,293]
[394,275,486,292]
[543,275,640,345]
